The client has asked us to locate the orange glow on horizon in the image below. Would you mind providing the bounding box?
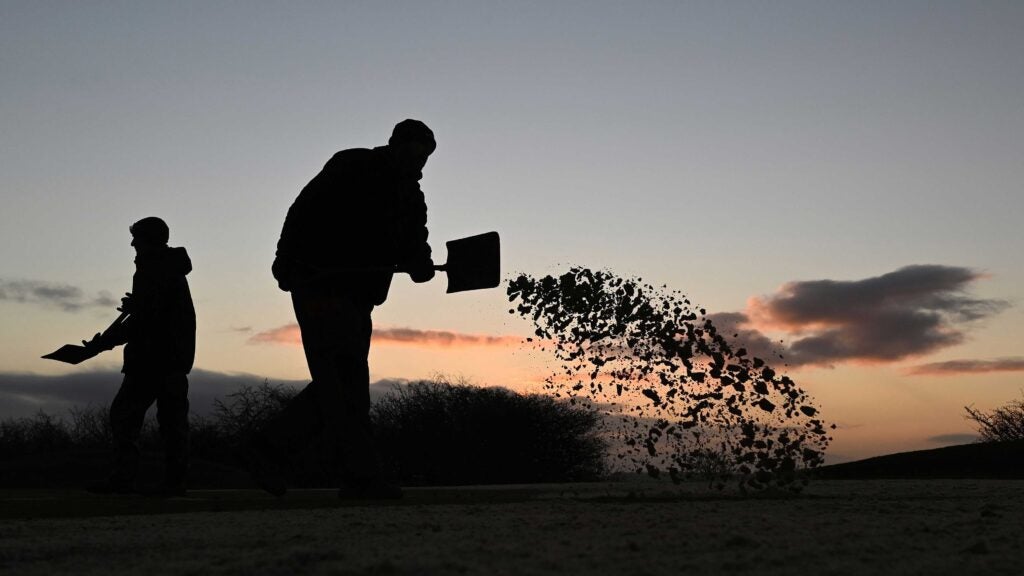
[249,323,529,349]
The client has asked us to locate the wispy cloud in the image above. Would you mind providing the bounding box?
[906,357,1024,376]
[373,327,523,347]
[249,324,523,348]
[925,433,979,445]
[714,265,1009,368]
[0,279,116,312]
[248,324,302,345]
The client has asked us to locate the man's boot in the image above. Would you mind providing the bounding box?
[244,434,288,497]
[86,474,136,495]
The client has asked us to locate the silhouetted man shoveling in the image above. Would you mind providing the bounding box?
[77,217,196,495]
[249,120,438,499]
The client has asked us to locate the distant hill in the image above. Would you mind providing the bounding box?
[817,440,1024,479]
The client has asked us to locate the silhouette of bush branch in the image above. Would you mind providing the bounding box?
[66,404,113,449]
[210,380,297,448]
[965,392,1024,442]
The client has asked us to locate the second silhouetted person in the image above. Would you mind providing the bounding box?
[86,217,196,496]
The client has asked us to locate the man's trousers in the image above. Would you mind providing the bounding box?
[109,372,190,485]
[260,286,381,482]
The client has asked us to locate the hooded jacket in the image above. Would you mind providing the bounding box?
[107,246,196,374]
[272,146,431,304]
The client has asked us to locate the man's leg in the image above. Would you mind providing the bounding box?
[250,287,361,494]
[257,382,333,456]
[155,373,190,492]
[257,291,348,454]
[335,298,381,484]
[105,374,157,491]
[273,290,383,477]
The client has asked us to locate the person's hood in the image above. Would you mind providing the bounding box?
[136,246,192,278]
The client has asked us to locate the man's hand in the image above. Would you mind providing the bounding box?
[82,332,109,352]
[117,292,133,314]
[407,260,436,284]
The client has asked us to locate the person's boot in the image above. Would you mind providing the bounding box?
[337,475,403,500]
[337,435,399,499]
[152,468,188,497]
[86,475,136,495]
[243,435,287,497]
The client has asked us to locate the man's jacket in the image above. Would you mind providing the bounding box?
[106,246,196,374]
[272,146,432,304]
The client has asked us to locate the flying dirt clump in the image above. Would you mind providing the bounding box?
[508,267,832,491]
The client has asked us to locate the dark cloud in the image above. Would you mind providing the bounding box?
[706,311,786,362]
[750,266,1000,325]
[723,265,1009,367]
[0,279,116,312]
[0,369,418,420]
[906,357,1024,376]
[926,433,979,445]
[0,369,286,419]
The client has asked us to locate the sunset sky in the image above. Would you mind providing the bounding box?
[2,2,1022,462]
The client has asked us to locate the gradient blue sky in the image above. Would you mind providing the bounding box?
[2,2,1022,460]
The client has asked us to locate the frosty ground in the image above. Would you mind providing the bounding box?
[2,480,1022,575]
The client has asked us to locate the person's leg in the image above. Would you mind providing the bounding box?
[335,299,400,499]
[257,290,348,454]
[269,289,383,476]
[155,373,190,492]
[249,287,356,495]
[107,374,157,490]
[252,286,393,496]
[336,298,381,484]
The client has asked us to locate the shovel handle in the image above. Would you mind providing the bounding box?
[102,311,130,335]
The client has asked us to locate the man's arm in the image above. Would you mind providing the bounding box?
[82,312,130,351]
[394,181,434,283]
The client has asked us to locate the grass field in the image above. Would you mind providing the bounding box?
[2,479,1022,575]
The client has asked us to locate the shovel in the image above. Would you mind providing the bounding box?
[435,231,501,293]
[42,311,129,365]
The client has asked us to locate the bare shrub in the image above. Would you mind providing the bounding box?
[67,404,112,449]
[2,378,608,487]
[211,380,297,447]
[965,392,1024,442]
[372,377,607,485]
[679,445,736,488]
[0,411,73,456]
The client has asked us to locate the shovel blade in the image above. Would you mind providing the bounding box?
[42,344,100,365]
[41,312,127,365]
[444,231,500,293]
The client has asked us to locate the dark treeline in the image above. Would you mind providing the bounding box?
[0,379,606,489]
